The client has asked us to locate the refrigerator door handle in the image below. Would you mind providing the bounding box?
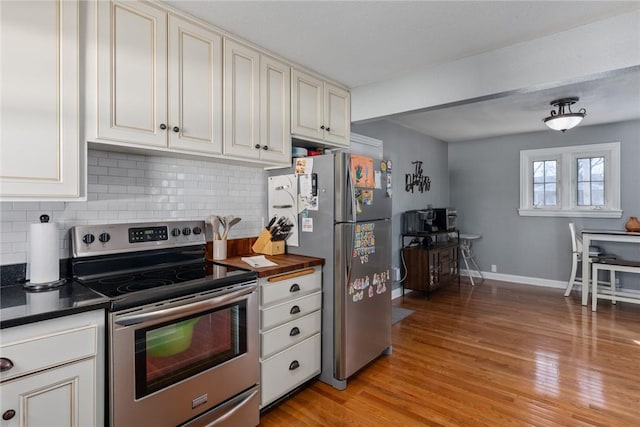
[346,160,357,223]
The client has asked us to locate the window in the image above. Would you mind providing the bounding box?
[519,142,621,218]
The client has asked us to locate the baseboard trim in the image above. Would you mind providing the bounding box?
[460,269,567,289]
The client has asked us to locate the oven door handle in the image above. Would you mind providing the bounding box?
[114,284,257,327]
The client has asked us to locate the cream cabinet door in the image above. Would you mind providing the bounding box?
[0,358,96,427]
[260,55,291,164]
[291,69,324,141]
[0,0,82,200]
[324,83,351,147]
[168,16,223,154]
[223,39,260,158]
[97,0,167,147]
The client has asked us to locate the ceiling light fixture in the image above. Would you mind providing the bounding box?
[543,97,587,132]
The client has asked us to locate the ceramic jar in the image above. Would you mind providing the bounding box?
[625,216,640,232]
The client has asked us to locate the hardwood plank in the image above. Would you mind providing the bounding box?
[259,278,640,426]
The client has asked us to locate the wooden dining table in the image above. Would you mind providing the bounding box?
[580,229,640,305]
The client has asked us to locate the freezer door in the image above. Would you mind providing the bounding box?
[335,219,392,380]
[336,153,392,223]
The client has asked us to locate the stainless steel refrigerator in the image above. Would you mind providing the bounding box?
[269,152,392,390]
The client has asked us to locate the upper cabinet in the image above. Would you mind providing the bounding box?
[291,69,350,148]
[84,0,347,167]
[0,0,84,200]
[223,39,291,165]
[91,1,223,154]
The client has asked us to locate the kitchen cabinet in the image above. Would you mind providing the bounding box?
[224,39,291,165]
[0,310,105,426]
[291,69,350,147]
[92,1,223,154]
[401,232,460,298]
[0,0,84,200]
[258,266,322,408]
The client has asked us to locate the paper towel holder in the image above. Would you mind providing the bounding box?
[24,214,66,291]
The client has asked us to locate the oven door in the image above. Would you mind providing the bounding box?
[110,283,258,427]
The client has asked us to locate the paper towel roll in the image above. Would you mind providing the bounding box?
[29,222,59,284]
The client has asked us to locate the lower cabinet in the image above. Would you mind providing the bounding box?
[0,359,96,427]
[258,266,321,408]
[403,243,459,296]
[0,310,105,426]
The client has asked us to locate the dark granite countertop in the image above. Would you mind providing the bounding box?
[0,281,109,329]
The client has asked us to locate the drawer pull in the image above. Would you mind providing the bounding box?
[2,410,16,421]
[289,327,300,336]
[290,305,301,315]
[289,284,300,293]
[289,360,300,371]
[0,358,13,372]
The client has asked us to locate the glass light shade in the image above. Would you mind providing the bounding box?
[544,114,584,132]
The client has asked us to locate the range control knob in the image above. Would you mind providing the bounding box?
[82,234,95,245]
[182,227,191,236]
[99,232,110,243]
[192,226,202,235]
[171,228,181,237]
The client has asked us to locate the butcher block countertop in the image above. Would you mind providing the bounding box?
[211,253,324,278]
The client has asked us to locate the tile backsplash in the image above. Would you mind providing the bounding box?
[0,149,268,267]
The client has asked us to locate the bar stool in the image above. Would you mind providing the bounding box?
[459,234,483,286]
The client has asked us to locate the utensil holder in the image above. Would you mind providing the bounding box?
[213,240,227,260]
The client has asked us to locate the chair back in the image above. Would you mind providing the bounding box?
[569,222,582,253]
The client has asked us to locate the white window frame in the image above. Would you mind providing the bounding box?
[519,142,621,218]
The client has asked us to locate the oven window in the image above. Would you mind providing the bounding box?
[134,301,247,399]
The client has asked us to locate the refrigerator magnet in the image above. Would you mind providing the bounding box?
[362,190,373,206]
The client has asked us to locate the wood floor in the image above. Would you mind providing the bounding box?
[258,279,640,426]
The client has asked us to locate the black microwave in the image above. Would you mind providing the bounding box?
[433,208,457,231]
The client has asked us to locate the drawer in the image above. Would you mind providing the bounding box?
[0,325,97,382]
[261,310,321,359]
[260,333,321,408]
[261,292,321,331]
[261,267,321,306]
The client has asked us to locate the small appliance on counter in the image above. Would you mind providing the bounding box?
[433,208,457,231]
[402,209,436,233]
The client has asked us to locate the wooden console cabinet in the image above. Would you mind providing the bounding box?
[401,231,460,297]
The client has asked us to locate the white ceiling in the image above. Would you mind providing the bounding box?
[165,1,640,142]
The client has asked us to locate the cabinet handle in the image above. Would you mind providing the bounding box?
[289,284,300,293]
[254,144,261,149]
[320,125,325,130]
[172,126,180,133]
[0,358,13,372]
[2,410,16,421]
[262,145,269,151]
[289,305,300,315]
[289,327,300,336]
[159,123,167,130]
[289,360,300,370]
[326,127,331,132]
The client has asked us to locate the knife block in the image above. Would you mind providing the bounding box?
[252,229,285,255]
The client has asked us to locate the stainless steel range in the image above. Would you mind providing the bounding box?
[71,221,259,427]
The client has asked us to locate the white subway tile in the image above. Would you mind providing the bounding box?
[98,157,118,167]
[108,167,129,177]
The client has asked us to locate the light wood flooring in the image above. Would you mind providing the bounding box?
[258,279,640,426]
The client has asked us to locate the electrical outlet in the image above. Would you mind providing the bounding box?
[491,264,497,273]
